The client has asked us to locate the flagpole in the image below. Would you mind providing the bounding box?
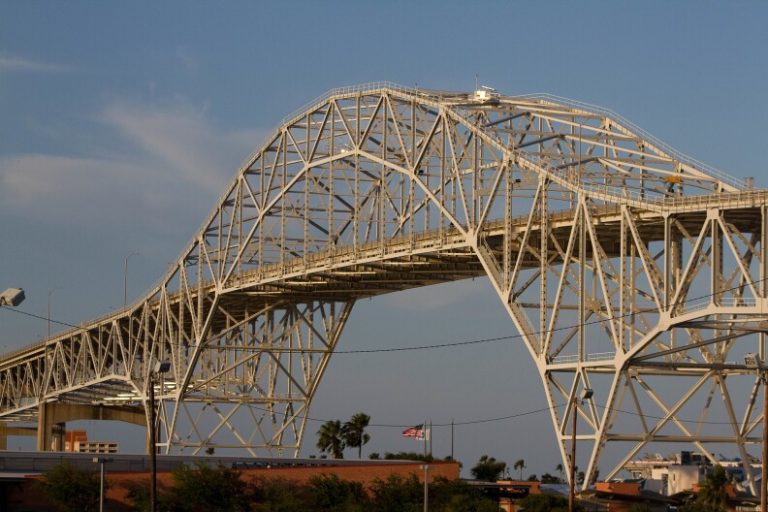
[429,420,432,458]
[424,419,427,458]
[450,419,454,460]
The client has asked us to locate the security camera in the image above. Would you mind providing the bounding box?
[0,288,25,307]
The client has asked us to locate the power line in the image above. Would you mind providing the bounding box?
[335,333,514,353]
[337,276,767,353]
[2,274,765,356]
[292,401,758,429]
[2,307,80,329]
[243,402,559,429]
[226,400,756,430]
[595,403,765,427]
[4,308,764,428]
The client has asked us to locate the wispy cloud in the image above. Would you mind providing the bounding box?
[1,154,151,223]
[102,102,263,191]
[0,101,268,237]
[0,55,71,73]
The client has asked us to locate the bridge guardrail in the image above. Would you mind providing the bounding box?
[280,81,416,126]
[519,153,768,212]
[516,93,747,191]
[551,352,616,365]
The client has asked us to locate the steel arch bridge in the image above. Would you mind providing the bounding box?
[2,82,767,489]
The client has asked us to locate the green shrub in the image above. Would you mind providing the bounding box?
[39,462,100,512]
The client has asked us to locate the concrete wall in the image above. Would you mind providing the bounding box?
[0,457,460,512]
[667,464,703,495]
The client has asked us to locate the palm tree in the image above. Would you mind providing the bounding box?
[694,465,728,511]
[555,463,564,483]
[342,412,371,458]
[471,455,506,481]
[514,459,526,480]
[316,420,345,459]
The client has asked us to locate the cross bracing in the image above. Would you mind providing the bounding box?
[1,82,767,489]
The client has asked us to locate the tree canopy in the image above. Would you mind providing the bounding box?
[126,463,250,512]
[317,419,345,459]
[470,454,507,481]
[681,464,729,512]
[39,462,100,512]
[342,412,371,459]
[513,459,526,480]
[307,474,368,511]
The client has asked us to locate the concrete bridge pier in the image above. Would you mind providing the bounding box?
[35,402,146,451]
[0,422,36,450]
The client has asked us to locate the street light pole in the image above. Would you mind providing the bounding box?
[124,251,139,308]
[93,457,113,512]
[148,360,170,512]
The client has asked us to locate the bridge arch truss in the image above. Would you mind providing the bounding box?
[2,83,767,489]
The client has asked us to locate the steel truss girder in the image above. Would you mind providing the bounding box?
[0,84,766,481]
[153,299,353,456]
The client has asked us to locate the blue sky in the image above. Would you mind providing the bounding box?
[1,1,767,476]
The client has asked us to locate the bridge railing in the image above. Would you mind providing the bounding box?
[279,81,417,126]
[660,189,768,210]
[550,352,616,365]
[0,338,47,365]
[516,93,747,191]
[520,153,768,211]
[679,296,759,313]
[520,153,670,206]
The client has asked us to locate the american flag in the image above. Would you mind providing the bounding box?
[401,424,424,439]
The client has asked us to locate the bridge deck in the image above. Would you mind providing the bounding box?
[3,189,765,370]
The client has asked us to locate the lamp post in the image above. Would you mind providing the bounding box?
[0,288,25,307]
[93,456,113,512]
[149,360,170,512]
[124,251,139,308]
[570,388,593,512]
[745,353,767,512]
[47,287,62,338]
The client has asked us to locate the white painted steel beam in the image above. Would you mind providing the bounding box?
[0,84,765,491]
